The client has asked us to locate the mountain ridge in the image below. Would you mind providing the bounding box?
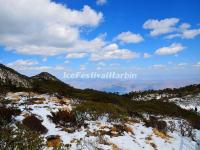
[1,63,200,99]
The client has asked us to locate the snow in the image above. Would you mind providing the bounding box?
[8,92,200,150]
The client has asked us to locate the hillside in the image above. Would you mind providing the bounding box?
[0,64,200,150]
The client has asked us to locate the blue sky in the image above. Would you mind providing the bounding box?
[0,0,200,92]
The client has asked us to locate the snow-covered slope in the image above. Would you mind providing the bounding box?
[5,92,200,150]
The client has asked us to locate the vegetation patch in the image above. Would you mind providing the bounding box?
[0,107,21,125]
[22,115,48,134]
[48,110,77,127]
[123,100,200,129]
[144,116,167,132]
[0,123,44,150]
[46,135,61,148]
[74,101,128,122]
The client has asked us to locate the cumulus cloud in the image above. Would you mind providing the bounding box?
[65,36,138,61]
[181,28,200,39]
[90,43,140,61]
[7,59,67,72]
[0,0,142,61]
[143,18,179,36]
[0,0,103,56]
[143,53,151,58]
[115,31,144,44]
[155,43,185,55]
[66,53,87,59]
[96,0,107,6]
[179,23,191,30]
[151,64,166,70]
[7,59,52,71]
[7,59,38,66]
[165,23,200,39]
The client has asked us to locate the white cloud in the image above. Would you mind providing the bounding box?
[182,29,200,39]
[115,31,144,44]
[7,61,52,71]
[42,57,48,62]
[151,64,166,70]
[165,23,200,39]
[96,0,107,6]
[90,43,140,61]
[7,59,68,72]
[54,65,65,71]
[98,62,106,67]
[175,62,188,69]
[143,53,151,58]
[177,62,187,66]
[96,62,106,70]
[66,53,87,59]
[0,0,103,56]
[27,66,52,71]
[179,23,191,30]
[143,18,179,36]
[7,59,38,66]
[80,64,86,71]
[194,62,200,68]
[66,35,106,53]
[64,60,70,64]
[155,43,185,55]
[165,34,181,39]
[0,1,142,61]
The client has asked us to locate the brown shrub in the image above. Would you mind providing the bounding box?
[46,135,61,148]
[48,110,77,127]
[27,98,45,105]
[144,116,167,132]
[22,115,48,134]
[150,142,157,150]
[0,107,21,125]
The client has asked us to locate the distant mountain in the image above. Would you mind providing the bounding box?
[123,84,200,99]
[102,85,127,94]
[1,63,200,103]
[0,64,74,95]
[32,72,60,81]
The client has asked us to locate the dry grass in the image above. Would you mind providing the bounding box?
[145,134,152,141]
[153,128,171,141]
[111,143,121,150]
[150,142,157,150]
[46,135,61,148]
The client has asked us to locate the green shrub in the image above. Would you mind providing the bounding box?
[125,100,200,129]
[74,101,127,121]
[0,123,44,150]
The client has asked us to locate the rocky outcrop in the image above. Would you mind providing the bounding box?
[0,64,32,88]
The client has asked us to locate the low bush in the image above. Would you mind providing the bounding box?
[144,116,167,132]
[74,101,127,122]
[0,123,44,150]
[124,100,200,129]
[22,115,48,134]
[48,110,77,127]
[0,107,21,125]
